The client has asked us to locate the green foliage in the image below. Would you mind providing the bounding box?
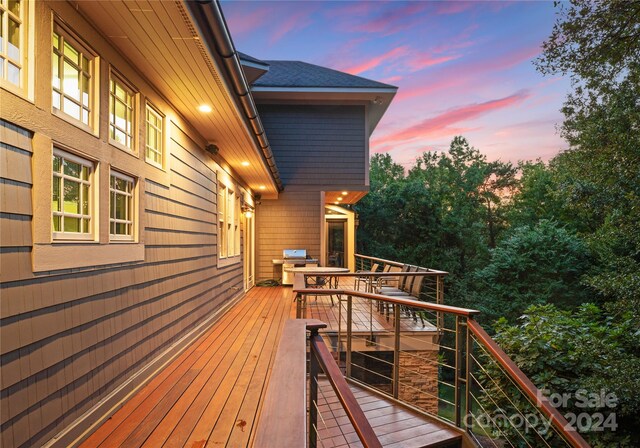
[474,220,591,324]
[489,304,640,447]
[536,0,640,315]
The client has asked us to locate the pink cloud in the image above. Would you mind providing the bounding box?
[342,46,409,75]
[433,1,475,15]
[373,90,531,147]
[337,2,429,35]
[269,10,314,44]
[396,45,542,101]
[225,6,271,37]
[407,54,461,72]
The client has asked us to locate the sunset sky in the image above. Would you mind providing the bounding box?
[221,0,570,167]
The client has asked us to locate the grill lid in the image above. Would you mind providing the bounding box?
[283,249,307,259]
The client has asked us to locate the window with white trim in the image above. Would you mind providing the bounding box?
[0,0,26,88]
[145,103,163,168]
[52,149,94,240]
[218,183,227,258]
[234,193,241,256]
[109,72,136,151]
[110,170,134,240]
[52,23,95,127]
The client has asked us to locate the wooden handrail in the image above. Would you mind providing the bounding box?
[308,324,382,448]
[293,277,479,316]
[254,319,323,448]
[316,271,449,277]
[467,320,591,448]
[355,253,449,275]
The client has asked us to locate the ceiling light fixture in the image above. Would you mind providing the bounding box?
[259,185,266,190]
[198,104,212,113]
[341,191,348,195]
[337,197,343,201]
[241,161,250,167]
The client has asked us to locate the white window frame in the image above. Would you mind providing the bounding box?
[145,102,163,169]
[52,148,94,241]
[218,183,227,258]
[109,70,137,152]
[52,22,96,130]
[109,170,135,241]
[234,192,241,256]
[0,0,27,91]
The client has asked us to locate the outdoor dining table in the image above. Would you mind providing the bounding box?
[285,266,350,289]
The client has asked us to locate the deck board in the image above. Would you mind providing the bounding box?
[81,286,459,448]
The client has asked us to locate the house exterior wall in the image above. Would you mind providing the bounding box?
[0,3,246,447]
[255,191,322,281]
[257,104,367,188]
[255,104,368,280]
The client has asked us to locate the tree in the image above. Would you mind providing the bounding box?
[536,0,640,315]
[489,304,640,447]
[473,220,591,324]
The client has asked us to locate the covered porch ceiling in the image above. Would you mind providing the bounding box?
[73,0,279,198]
[325,190,367,205]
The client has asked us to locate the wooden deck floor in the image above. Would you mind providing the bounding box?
[316,379,461,448]
[302,277,437,335]
[81,286,455,448]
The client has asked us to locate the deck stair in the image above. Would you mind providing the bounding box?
[316,377,462,448]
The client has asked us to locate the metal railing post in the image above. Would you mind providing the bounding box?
[454,316,462,427]
[465,317,472,432]
[393,303,401,399]
[309,327,321,448]
[346,295,352,378]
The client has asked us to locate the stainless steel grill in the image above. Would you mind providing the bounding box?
[282,249,318,285]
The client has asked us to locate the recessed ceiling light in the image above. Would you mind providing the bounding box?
[341,191,348,195]
[334,202,339,205]
[337,197,343,201]
[198,104,212,113]
[259,185,266,190]
[241,161,250,167]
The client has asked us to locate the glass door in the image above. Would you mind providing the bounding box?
[327,219,347,267]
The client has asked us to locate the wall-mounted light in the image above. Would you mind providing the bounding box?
[205,144,219,155]
[241,204,254,218]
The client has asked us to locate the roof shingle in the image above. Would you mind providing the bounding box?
[252,60,396,89]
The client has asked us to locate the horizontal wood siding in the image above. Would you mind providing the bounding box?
[0,1,248,444]
[0,118,244,448]
[258,105,366,188]
[255,191,321,281]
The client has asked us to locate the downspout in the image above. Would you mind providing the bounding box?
[186,0,284,192]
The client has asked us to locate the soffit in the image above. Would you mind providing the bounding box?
[325,191,367,205]
[73,0,278,198]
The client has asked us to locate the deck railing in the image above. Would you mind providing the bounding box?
[354,253,447,307]
[294,276,591,448]
[307,322,382,448]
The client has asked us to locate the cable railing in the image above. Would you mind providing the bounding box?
[293,274,591,448]
[307,322,382,448]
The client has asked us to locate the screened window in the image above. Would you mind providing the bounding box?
[52,24,93,126]
[218,183,227,258]
[109,73,136,150]
[110,171,134,240]
[52,149,93,240]
[145,104,163,167]
[0,0,26,88]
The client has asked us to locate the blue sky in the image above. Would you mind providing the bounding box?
[221,1,570,167]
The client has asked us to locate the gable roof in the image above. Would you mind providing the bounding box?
[252,60,396,90]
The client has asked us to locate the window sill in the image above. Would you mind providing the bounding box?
[109,138,138,157]
[32,242,144,272]
[52,108,98,137]
[218,255,241,268]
